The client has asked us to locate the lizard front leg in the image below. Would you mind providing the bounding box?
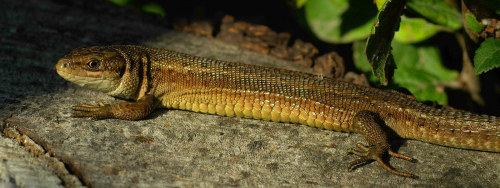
[348,111,417,178]
[72,94,155,120]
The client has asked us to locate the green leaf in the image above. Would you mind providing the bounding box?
[296,0,309,8]
[352,40,379,82]
[107,0,131,6]
[355,40,459,104]
[474,38,500,74]
[394,17,440,43]
[392,42,458,104]
[304,0,378,43]
[353,41,371,73]
[365,0,406,85]
[375,0,387,10]
[407,0,462,30]
[465,13,484,33]
[141,3,166,17]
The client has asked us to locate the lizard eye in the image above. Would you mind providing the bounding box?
[87,59,100,69]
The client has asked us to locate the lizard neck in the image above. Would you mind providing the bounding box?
[106,46,149,100]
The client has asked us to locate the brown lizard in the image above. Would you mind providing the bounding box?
[55,45,499,178]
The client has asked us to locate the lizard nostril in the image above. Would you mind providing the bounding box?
[56,59,70,71]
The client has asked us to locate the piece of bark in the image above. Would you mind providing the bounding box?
[313,52,344,78]
[216,15,319,68]
[174,21,214,38]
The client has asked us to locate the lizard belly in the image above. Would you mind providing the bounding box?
[161,88,357,133]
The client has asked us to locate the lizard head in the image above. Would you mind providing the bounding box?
[55,46,126,94]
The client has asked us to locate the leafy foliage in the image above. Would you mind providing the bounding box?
[394,17,440,43]
[474,38,500,74]
[141,3,166,17]
[108,0,130,6]
[108,0,166,17]
[391,42,458,104]
[296,0,308,8]
[300,0,499,104]
[304,0,378,43]
[354,40,458,104]
[464,13,484,33]
[365,0,406,85]
[406,0,462,30]
[352,41,371,73]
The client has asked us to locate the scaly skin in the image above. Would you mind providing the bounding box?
[55,45,499,178]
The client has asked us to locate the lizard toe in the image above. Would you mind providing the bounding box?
[73,103,111,112]
[72,103,113,119]
[348,144,417,178]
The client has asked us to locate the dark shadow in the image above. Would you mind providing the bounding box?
[146,108,170,120]
[340,2,378,35]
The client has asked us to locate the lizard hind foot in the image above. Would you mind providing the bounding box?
[348,143,418,178]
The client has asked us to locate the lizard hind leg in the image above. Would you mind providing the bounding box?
[348,111,417,178]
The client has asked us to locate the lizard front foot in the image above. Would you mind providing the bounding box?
[72,102,113,120]
[71,95,156,120]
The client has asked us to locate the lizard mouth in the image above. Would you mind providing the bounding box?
[55,58,119,92]
[55,58,73,80]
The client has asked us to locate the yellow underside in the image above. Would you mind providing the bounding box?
[162,90,355,132]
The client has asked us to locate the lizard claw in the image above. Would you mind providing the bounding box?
[72,103,113,119]
[348,142,418,178]
[69,95,155,120]
[347,143,375,171]
[73,103,107,111]
[388,150,414,162]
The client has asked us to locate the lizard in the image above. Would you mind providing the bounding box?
[55,45,499,178]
